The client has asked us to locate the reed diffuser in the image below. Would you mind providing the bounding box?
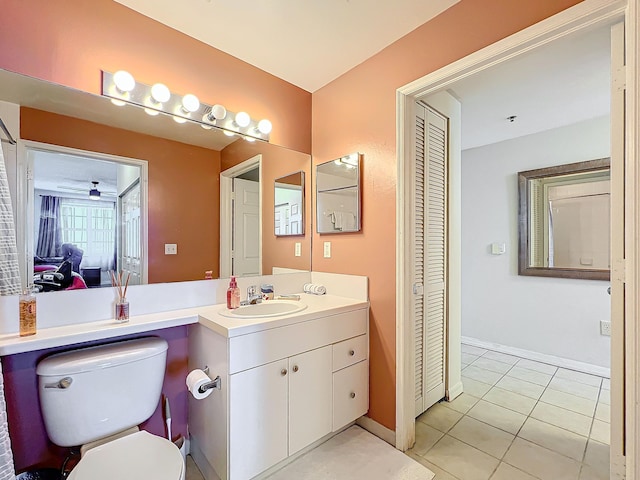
[111,270,131,322]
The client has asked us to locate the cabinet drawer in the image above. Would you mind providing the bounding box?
[332,334,367,372]
[332,360,368,432]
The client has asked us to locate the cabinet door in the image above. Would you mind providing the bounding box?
[288,346,333,455]
[333,360,369,431]
[229,358,288,480]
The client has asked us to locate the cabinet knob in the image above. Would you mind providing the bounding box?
[350,392,356,399]
[281,368,288,376]
[293,365,299,373]
[349,349,355,356]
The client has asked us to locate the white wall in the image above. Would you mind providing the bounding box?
[462,115,611,368]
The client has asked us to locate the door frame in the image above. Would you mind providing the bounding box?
[219,154,262,278]
[17,140,149,288]
[395,0,638,477]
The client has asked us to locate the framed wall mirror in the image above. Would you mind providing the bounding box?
[518,158,610,280]
[316,152,361,234]
[274,171,305,236]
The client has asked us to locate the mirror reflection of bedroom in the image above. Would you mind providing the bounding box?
[30,148,142,291]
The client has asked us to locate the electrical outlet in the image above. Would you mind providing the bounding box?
[600,320,611,336]
[165,243,178,255]
[295,242,301,257]
[323,241,331,258]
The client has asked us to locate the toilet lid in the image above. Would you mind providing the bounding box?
[68,431,184,480]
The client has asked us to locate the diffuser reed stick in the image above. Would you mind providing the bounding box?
[110,270,130,322]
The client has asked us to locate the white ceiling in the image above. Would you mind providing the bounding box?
[114,0,460,92]
[450,25,611,150]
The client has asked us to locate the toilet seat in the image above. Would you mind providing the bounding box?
[68,430,184,480]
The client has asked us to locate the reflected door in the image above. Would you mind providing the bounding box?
[119,181,141,285]
[233,178,260,276]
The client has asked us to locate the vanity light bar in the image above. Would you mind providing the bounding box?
[101,70,271,142]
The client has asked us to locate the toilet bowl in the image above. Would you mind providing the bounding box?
[36,337,184,480]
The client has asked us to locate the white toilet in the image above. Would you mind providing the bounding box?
[36,337,185,480]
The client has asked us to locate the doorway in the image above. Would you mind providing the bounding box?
[396,1,635,478]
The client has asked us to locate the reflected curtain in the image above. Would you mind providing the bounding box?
[36,196,62,258]
[0,143,19,479]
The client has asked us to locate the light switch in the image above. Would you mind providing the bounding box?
[323,241,331,258]
[165,243,178,255]
[295,242,301,257]
[490,242,506,255]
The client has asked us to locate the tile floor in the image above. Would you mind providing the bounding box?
[407,344,610,480]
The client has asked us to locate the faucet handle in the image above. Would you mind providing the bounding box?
[247,285,258,295]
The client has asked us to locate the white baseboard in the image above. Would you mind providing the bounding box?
[461,336,611,378]
[356,416,396,446]
[446,380,464,401]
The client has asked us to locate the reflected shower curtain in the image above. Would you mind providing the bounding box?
[0,143,18,479]
[36,196,62,258]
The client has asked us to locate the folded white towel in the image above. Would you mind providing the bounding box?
[303,283,327,295]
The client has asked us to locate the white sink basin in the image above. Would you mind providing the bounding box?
[219,300,307,319]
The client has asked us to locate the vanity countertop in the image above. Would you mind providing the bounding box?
[0,294,368,356]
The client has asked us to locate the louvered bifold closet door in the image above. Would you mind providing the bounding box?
[414,103,448,417]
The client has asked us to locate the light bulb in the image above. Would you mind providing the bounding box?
[235,111,251,128]
[151,83,171,103]
[113,70,135,92]
[257,119,272,135]
[182,94,200,113]
[144,107,159,116]
[244,136,256,142]
[201,123,213,130]
[111,98,126,107]
[224,130,236,137]
[173,116,187,124]
[211,104,227,120]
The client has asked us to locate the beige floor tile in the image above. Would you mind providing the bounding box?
[507,366,553,386]
[482,351,520,365]
[579,464,609,480]
[462,377,493,398]
[599,389,610,405]
[442,392,480,414]
[412,421,446,456]
[471,357,514,375]
[601,378,610,390]
[583,439,610,477]
[503,437,581,480]
[425,435,500,480]
[540,389,596,417]
[462,344,488,356]
[448,416,515,459]
[590,419,610,445]
[530,402,592,436]
[406,452,460,480]
[555,368,603,387]
[462,352,480,365]
[467,400,527,435]
[594,402,610,423]
[186,455,205,480]
[518,417,588,461]
[496,376,545,399]
[483,387,537,415]
[463,366,504,385]
[515,358,558,375]
[490,462,538,480]
[418,403,464,433]
[548,377,600,401]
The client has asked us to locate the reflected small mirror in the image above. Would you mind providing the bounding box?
[518,158,610,280]
[274,171,305,236]
[316,153,361,234]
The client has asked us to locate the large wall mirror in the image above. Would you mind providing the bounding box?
[316,153,361,234]
[0,68,312,292]
[518,158,610,280]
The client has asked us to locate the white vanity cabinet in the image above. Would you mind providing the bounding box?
[189,305,368,480]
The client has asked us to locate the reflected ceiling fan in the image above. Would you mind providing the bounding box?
[55,180,117,199]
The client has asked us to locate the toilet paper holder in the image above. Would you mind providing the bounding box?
[199,366,221,393]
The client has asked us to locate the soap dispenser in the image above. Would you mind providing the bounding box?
[227,276,240,309]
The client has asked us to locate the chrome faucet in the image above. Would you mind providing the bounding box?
[244,285,262,305]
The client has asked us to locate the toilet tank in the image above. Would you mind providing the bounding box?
[36,337,168,447]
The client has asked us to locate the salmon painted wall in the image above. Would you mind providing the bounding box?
[312,0,583,430]
[21,108,221,283]
[0,0,311,153]
[221,142,312,274]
